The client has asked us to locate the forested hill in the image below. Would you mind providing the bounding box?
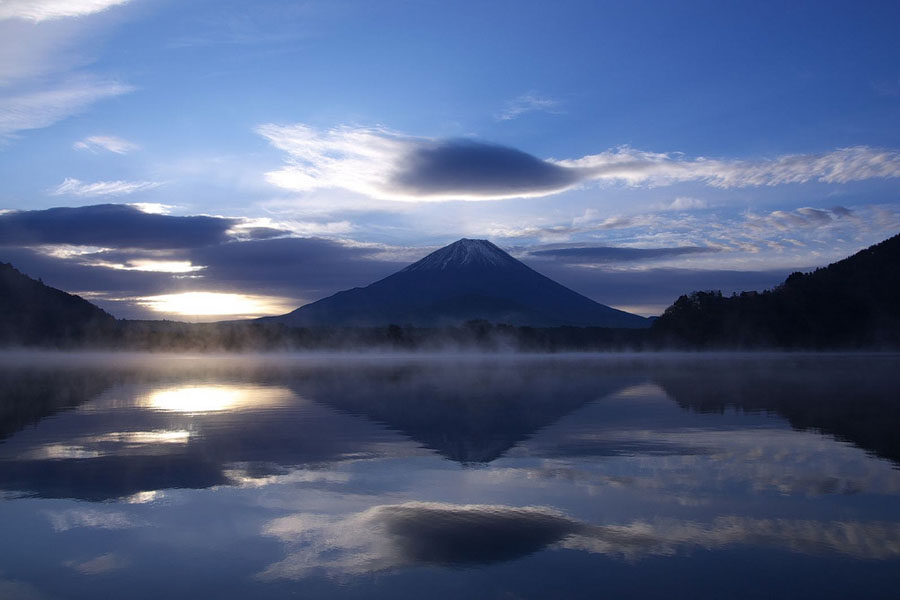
[652,233,900,348]
[0,262,117,345]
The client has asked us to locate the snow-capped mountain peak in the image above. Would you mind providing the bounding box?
[401,239,520,272]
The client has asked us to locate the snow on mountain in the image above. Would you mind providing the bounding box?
[402,239,522,272]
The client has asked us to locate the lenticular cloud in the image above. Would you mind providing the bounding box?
[258,123,900,202]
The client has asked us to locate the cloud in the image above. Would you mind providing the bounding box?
[393,139,579,197]
[0,0,132,22]
[0,1,136,141]
[51,178,161,197]
[85,259,204,274]
[258,124,580,201]
[0,225,406,318]
[129,203,174,215]
[259,501,900,580]
[0,18,89,85]
[558,145,900,188]
[529,245,720,264]
[259,502,580,579]
[187,237,406,297]
[0,77,133,138]
[0,204,237,249]
[259,124,900,201]
[485,211,657,242]
[497,92,561,121]
[745,206,858,232]
[664,196,708,211]
[521,264,795,316]
[64,553,129,575]
[45,508,136,531]
[563,517,900,561]
[73,134,139,154]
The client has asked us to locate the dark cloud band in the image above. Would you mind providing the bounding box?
[392,140,580,197]
[0,204,237,249]
[529,245,719,264]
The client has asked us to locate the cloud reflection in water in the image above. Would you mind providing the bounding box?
[260,502,900,580]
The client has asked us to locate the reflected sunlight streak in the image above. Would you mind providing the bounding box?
[144,385,291,413]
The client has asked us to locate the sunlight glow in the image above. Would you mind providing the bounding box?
[115,260,204,273]
[144,384,291,413]
[91,430,192,444]
[135,291,295,318]
[129,202,172,214]
[147,386,243,412]
[28,444,101,460]
[125,491,165,504]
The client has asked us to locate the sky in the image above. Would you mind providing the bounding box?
[1,0,899,320]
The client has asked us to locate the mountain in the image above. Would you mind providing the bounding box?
[291,363,640,463]
[265,238,649,328]
[652,232,900,347]
[0,262,116,345]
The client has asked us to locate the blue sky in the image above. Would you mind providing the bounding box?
[1,0,899,319]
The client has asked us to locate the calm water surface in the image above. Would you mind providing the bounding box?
[1,353,899,599]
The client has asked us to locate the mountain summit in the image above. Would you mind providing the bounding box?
[401,238,522,272]
[265,238,649,328]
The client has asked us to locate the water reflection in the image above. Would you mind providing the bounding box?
[144,384,288,413]
[260,502,583,579]
[0,354,898,599]
[261,501,900,580]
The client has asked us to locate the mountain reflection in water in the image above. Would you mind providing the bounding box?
[0,353,899,599]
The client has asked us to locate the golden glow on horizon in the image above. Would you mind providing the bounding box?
[135,291,295,319]
[144,384,291,413]
[112,260,203,273]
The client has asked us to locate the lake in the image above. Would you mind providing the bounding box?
[1,352,899,599]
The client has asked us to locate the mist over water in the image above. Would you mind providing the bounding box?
[1,352,899,599]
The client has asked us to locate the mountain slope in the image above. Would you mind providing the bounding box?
[0,262,116,345]
[652,232,900,347]
[266,239,649,328]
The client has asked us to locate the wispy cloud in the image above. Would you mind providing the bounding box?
[744,206,859,232]
[0,0,133,22]
[497,92,561,121]
[64,553,129,575]
[528,245,719,264]
[0,78,133,138]
[557,145,900,188]
[51,178,161,197]
[661,196,708,211]
[258,124,577,202]
[74,134,139,154]
[45,508,136,532]
[259,501,900,580]
[259,124,900,202]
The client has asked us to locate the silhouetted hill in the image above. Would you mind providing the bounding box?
[0,262,116,346]
[265,239,649,328]
[652,233,900,348]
